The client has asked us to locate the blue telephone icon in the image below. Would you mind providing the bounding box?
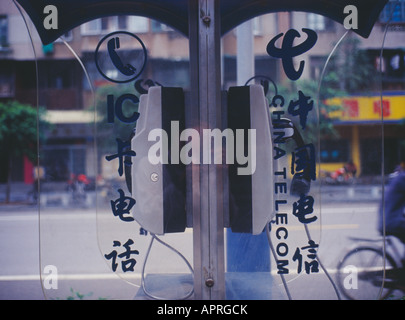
[107,37,136,76]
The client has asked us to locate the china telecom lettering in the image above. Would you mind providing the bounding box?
[267,28,319,276]
[271,95,319,275]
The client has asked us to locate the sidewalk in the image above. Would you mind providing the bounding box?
[0,181,67,202]
[318,184,382,202]
[0,181,96,208]
[0,180,384,209]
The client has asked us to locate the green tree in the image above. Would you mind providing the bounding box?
[274,77,345,146]
[325,36,379,94]
[275,36,378,145]
[0,101,49,203]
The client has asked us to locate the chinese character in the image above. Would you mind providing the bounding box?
[104,239,139,272]
[292,240,319,274]
[292,194,317,224]
[291,143,316,182]
[105,138,136,176]
[343,99,359,118]
[288,91,313,130]
[110,189,135,222]
[373,100,390,118]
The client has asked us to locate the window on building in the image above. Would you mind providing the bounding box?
[252,17,262,36]
[101,17,109,31]
[367,48,405,84]
[150,58,190,88]
[117,15,127,29]
[320,139,350,163]
[38,61,76,89]
[380,0,405,23]
[151,20,173,32]
[0,15,8,48]
[307,13,335,31]
[0,64,14,98]
[81,18,110,35]
[82,16,149,35]
[127,16,149,33]
[60,31,73,41]
[81,19,101,35]
[42,144,87,181]
[55,30,73,43]
[310,56,327,80]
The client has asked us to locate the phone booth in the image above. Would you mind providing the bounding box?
[6,0,405,300]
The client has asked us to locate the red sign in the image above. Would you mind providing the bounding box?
[342,99,359,118]
[373,100,390,117]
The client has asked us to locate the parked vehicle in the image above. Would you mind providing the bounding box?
[321,161,357,185]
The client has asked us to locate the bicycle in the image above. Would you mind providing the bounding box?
[336,236,405,300]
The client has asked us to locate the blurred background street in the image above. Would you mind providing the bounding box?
[2,182,402,300]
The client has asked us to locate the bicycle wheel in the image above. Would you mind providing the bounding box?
[336,246,397,300]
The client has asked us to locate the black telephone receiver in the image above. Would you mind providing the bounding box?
[275,118,311,196]
[107,37,136,76]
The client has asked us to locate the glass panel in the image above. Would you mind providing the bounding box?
[222,13,324,299]
[19,11,192,299]
[334,1,405,300]
[221,5,404,299]
[92,18,193,300]
[0,0,42,300]
[4,0,405,301]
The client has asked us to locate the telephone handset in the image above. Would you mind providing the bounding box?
[276,118,311,196]
[107,37,136,76]
[128,85,309,236]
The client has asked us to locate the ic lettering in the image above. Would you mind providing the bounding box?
[107,94,140,123]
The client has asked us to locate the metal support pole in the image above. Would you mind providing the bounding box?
[188,0,225,300]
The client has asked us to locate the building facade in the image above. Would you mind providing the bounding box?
[1,0,405,184]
